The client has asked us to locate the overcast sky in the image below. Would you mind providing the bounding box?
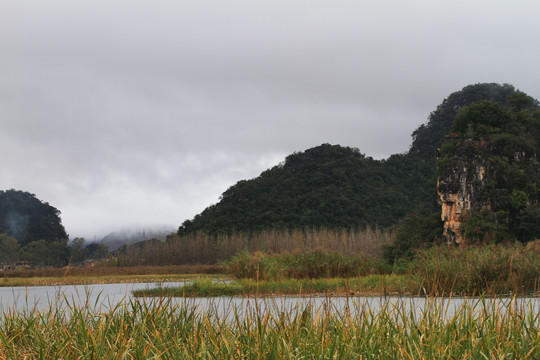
[2,1,540,240]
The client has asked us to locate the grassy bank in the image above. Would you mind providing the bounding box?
[136,243,540,298]
[414,242,540,296]
[134,275,417,298]
[1,297,538,359]
[0,265,225,287]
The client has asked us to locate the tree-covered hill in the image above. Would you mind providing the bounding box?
[0,189,69,266]
[0,189,68,245]
[437,93,540,243]
[178,83,535,235]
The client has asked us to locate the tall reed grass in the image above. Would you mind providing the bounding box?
[1,296,538,359]
[414,242,540,296]
[0,265,224,279]
[115,227,394,266]
[225,250,392,281]
[135,275,412,297]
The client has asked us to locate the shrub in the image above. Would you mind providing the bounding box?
[414,243,540,295]
[226,250,391,281]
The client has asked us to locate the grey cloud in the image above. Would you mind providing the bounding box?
[2,1,540,238]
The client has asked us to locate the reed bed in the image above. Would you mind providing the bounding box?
[1,265,225,279]
[116,227,394,266]
[0,296,538,359]
[225,250,392,281]
[134,275,415,298]
[414,243,540,296]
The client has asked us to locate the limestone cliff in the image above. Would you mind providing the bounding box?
[436,138,495,244]
[436,98,540,244]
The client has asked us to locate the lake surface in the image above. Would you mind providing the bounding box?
[1,282,538,321]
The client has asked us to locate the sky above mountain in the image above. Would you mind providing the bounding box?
[2,1,540,239]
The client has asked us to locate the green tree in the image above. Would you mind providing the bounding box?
[85,242,110,260]
[20,240,49,266]
[21,239,69,267]
[0,233,20,263]
[0,189,68,246]
[437,95,540,244]
[69,237,87,264]
[383,211,442,263]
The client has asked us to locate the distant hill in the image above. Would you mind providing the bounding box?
[178,83,533,235]
[0,189,70,266]
[100,225,176,251]
[0,189,68,245]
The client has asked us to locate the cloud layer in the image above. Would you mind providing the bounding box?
[2,1,540,238]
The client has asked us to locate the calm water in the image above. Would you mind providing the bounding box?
[0,282,185,313]
[1,283,538,320]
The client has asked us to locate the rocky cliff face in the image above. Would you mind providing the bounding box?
[437,132,539,244]
[436,138,496,244]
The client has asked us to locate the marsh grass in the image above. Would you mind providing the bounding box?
[414,243,540,296]
[0,265,225,287]
[117,227,394,266]
[225,250,392,281]
[134,275,418,298]
[1,265,224,278]
[0,296,538,359]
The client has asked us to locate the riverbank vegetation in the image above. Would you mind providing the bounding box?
[134,275,413,298]
[0,265,224,287]
[136,241,540,298]
[1,297,538,359]
[114,226,394,266]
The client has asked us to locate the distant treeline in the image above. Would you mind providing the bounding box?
[112,227,395,267]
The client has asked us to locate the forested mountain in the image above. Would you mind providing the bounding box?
[179,144,431,234]
[437,94,540,244]
[0,189,68,245]
[178,83,536,235]
[0,189,69,266]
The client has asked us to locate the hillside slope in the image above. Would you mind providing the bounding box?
[178,83,533,235]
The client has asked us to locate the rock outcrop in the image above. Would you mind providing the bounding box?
[436,138,495,244]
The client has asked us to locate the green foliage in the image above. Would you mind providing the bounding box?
[19,239,69,267]
[226,250,281,281]
[69,237,87,264]
[4,292,540,358]
[0,233,20,263]
[451,101,509,136]
[436,91,540,244]
[178,83,528,238]
[0,189,68,246]
[178,143,436,234]
[225,250,391,281]
[410,83,518,157]
[460,210,513,243]
[510,189,528,210]
[383,211,443,263]
[85,242,110,260]
[414,242,540,295]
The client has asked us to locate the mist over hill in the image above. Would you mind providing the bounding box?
[100,225,176,251]
[177,83,532,235]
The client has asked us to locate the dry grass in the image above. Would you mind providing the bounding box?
[116,227,395,266]
[1,296,538,359]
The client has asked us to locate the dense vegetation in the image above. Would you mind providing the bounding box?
[3,296,539,359]
[0,189,68,245]
[113,227,394,266]
[0,189,70,266]
[178,144,435,234]
[178,83,527,238]
[437,93,540,243]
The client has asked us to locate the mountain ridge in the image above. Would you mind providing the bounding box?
[178,83,532,235]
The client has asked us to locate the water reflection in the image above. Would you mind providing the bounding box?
[1,283,538,321]
[0,282,185,313]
